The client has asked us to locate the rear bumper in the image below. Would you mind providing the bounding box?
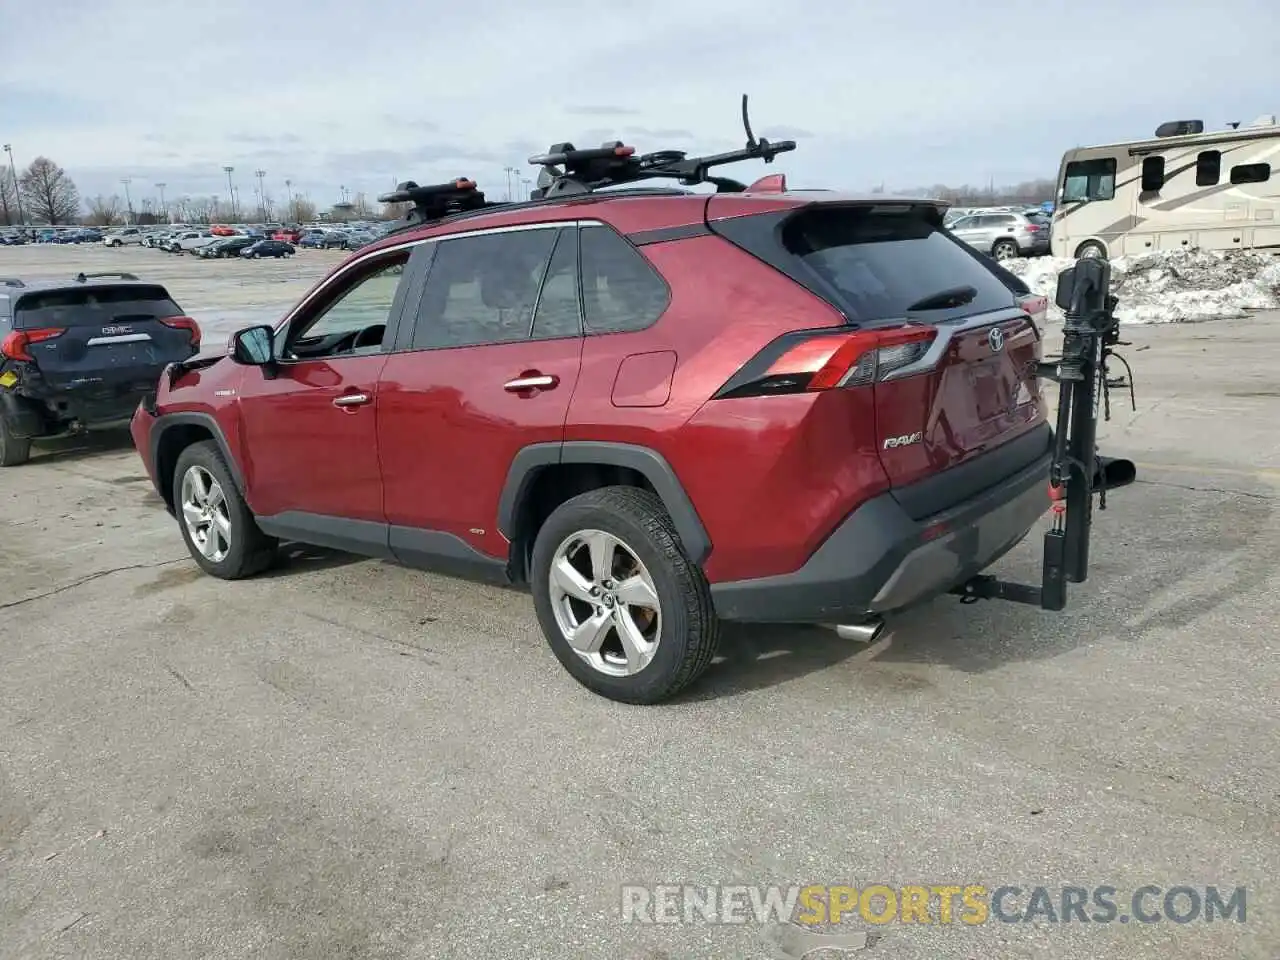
[710,439,1053,623]
[1,380,160,435]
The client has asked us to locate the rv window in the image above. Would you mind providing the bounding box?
[1141,156,1166,192]
[1229,162,1271,185]
[1196,151,1221,186]
[1062,158,1116,202]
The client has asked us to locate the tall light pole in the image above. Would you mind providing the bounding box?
[3,144,24,226]
[255,169,266,220]
[155,182,167,221]
[222,165,235,219]
[120,178,133,225]
[284,179,293,220]
[503,166,519,201]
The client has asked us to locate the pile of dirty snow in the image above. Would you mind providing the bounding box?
[1000,249,1280,324]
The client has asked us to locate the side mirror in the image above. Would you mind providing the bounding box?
[230,324,275,366]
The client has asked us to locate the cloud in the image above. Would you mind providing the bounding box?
[2,0,1278,206]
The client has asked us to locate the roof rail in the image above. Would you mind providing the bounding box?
[376,178,502,224]
[528,94,796,199]
[74,271,139,282]
[0,277,25,288]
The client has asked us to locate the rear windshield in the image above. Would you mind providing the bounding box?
[14,284,182,328]
[778,206,1019,323]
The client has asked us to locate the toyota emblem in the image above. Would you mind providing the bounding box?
[988,327,1005,353]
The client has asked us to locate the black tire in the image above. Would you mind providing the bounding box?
[171,440,276,579]
[991,239,1019,261]
[0,417,32,466]
[530,485,720,704]
[1075,240,1108,260]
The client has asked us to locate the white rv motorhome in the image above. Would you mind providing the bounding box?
[1050,115,1280,260]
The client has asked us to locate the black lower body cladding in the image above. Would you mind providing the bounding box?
[710,428,1054,623]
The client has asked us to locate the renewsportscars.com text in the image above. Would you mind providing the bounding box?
[620,883,1247,926]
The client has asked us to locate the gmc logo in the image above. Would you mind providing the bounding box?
[883,432,923,449]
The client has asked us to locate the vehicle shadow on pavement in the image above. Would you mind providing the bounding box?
[260,543,366,576]
[29,426,135,463]
[677,622,861,701]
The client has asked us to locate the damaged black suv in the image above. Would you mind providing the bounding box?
[0,273,201,465]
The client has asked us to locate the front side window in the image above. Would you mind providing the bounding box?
[1061,157,1117,202]
[286,253,410,358]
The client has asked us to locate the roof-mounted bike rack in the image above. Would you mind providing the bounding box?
[528,94,797,200]
[376,178,502,225]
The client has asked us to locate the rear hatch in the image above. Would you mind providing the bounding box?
[10,283,199,391]
[709,198,1048,493]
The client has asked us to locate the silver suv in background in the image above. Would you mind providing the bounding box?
[948,211,1050,260]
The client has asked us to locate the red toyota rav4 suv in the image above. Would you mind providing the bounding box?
[131,136,1059,704]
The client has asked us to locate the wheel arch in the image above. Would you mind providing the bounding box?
[151,412,246,511]
[498,441,712,575]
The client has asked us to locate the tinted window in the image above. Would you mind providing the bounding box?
[531,228,582,340]
[13,285,182,328]
[1141,156,1166,191]
[1062,157,1116,202]
[579,225,669,334]
[298,256,408,344]
[1195,150,1221,186]
[411,228,559,349]
[947,216,974,230]
[778,206,1018,324]
[1230,162,1271,185]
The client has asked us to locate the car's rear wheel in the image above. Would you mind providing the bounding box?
[0,418,32,467]
[530,486,720,704]
[173,441,276,579]
[992,239,1019,261]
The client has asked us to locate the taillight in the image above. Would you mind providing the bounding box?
[714,326,938,400]
[160,315,202,350]
[1017,294,1048,332]
[1024,223,1042,233]
[1,327,66,362]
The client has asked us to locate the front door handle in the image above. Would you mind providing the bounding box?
[503,374,559,392]
[333,392,371,408]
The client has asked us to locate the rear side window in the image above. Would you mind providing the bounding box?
[775,206,1018,324]
[1230,162,1271,185]
[1195,150,1221,186]
[409,228,560,349]
[579,225,669,334]
[13,285,182,328]
[1141,156,1166,192]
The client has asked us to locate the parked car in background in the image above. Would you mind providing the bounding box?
[1,272,200,466]
[162,230,217,254]
[103,228,145,247]
[240,239,295,259]
[273,227,304,243]
[198,236,259,259]
[947,210,1050,260]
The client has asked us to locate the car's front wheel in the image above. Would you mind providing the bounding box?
[530,486,720,704]
[172,441,277,579]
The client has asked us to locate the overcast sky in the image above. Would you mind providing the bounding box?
[3,0,1279,209]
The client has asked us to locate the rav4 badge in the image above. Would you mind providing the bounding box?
[883,431,923,449]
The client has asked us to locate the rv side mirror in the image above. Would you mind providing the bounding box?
[230,324,275,366]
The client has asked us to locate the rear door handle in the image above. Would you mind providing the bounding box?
[504,374,559,392]
[333,392,371,408]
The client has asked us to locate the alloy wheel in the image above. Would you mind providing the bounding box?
[180,465,232,562]
[548,529,661,677]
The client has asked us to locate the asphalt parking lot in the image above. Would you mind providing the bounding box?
[1,245,1278,960]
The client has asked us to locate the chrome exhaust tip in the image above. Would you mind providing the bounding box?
[834,619,885,643]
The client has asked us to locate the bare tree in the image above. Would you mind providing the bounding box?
[18,157,81,224]
[188,196,218,224]
[380,200,411,221]
[286,196,317,222]
[85,194,123,226]
[260,194,275,221]
[0,169,16,226]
